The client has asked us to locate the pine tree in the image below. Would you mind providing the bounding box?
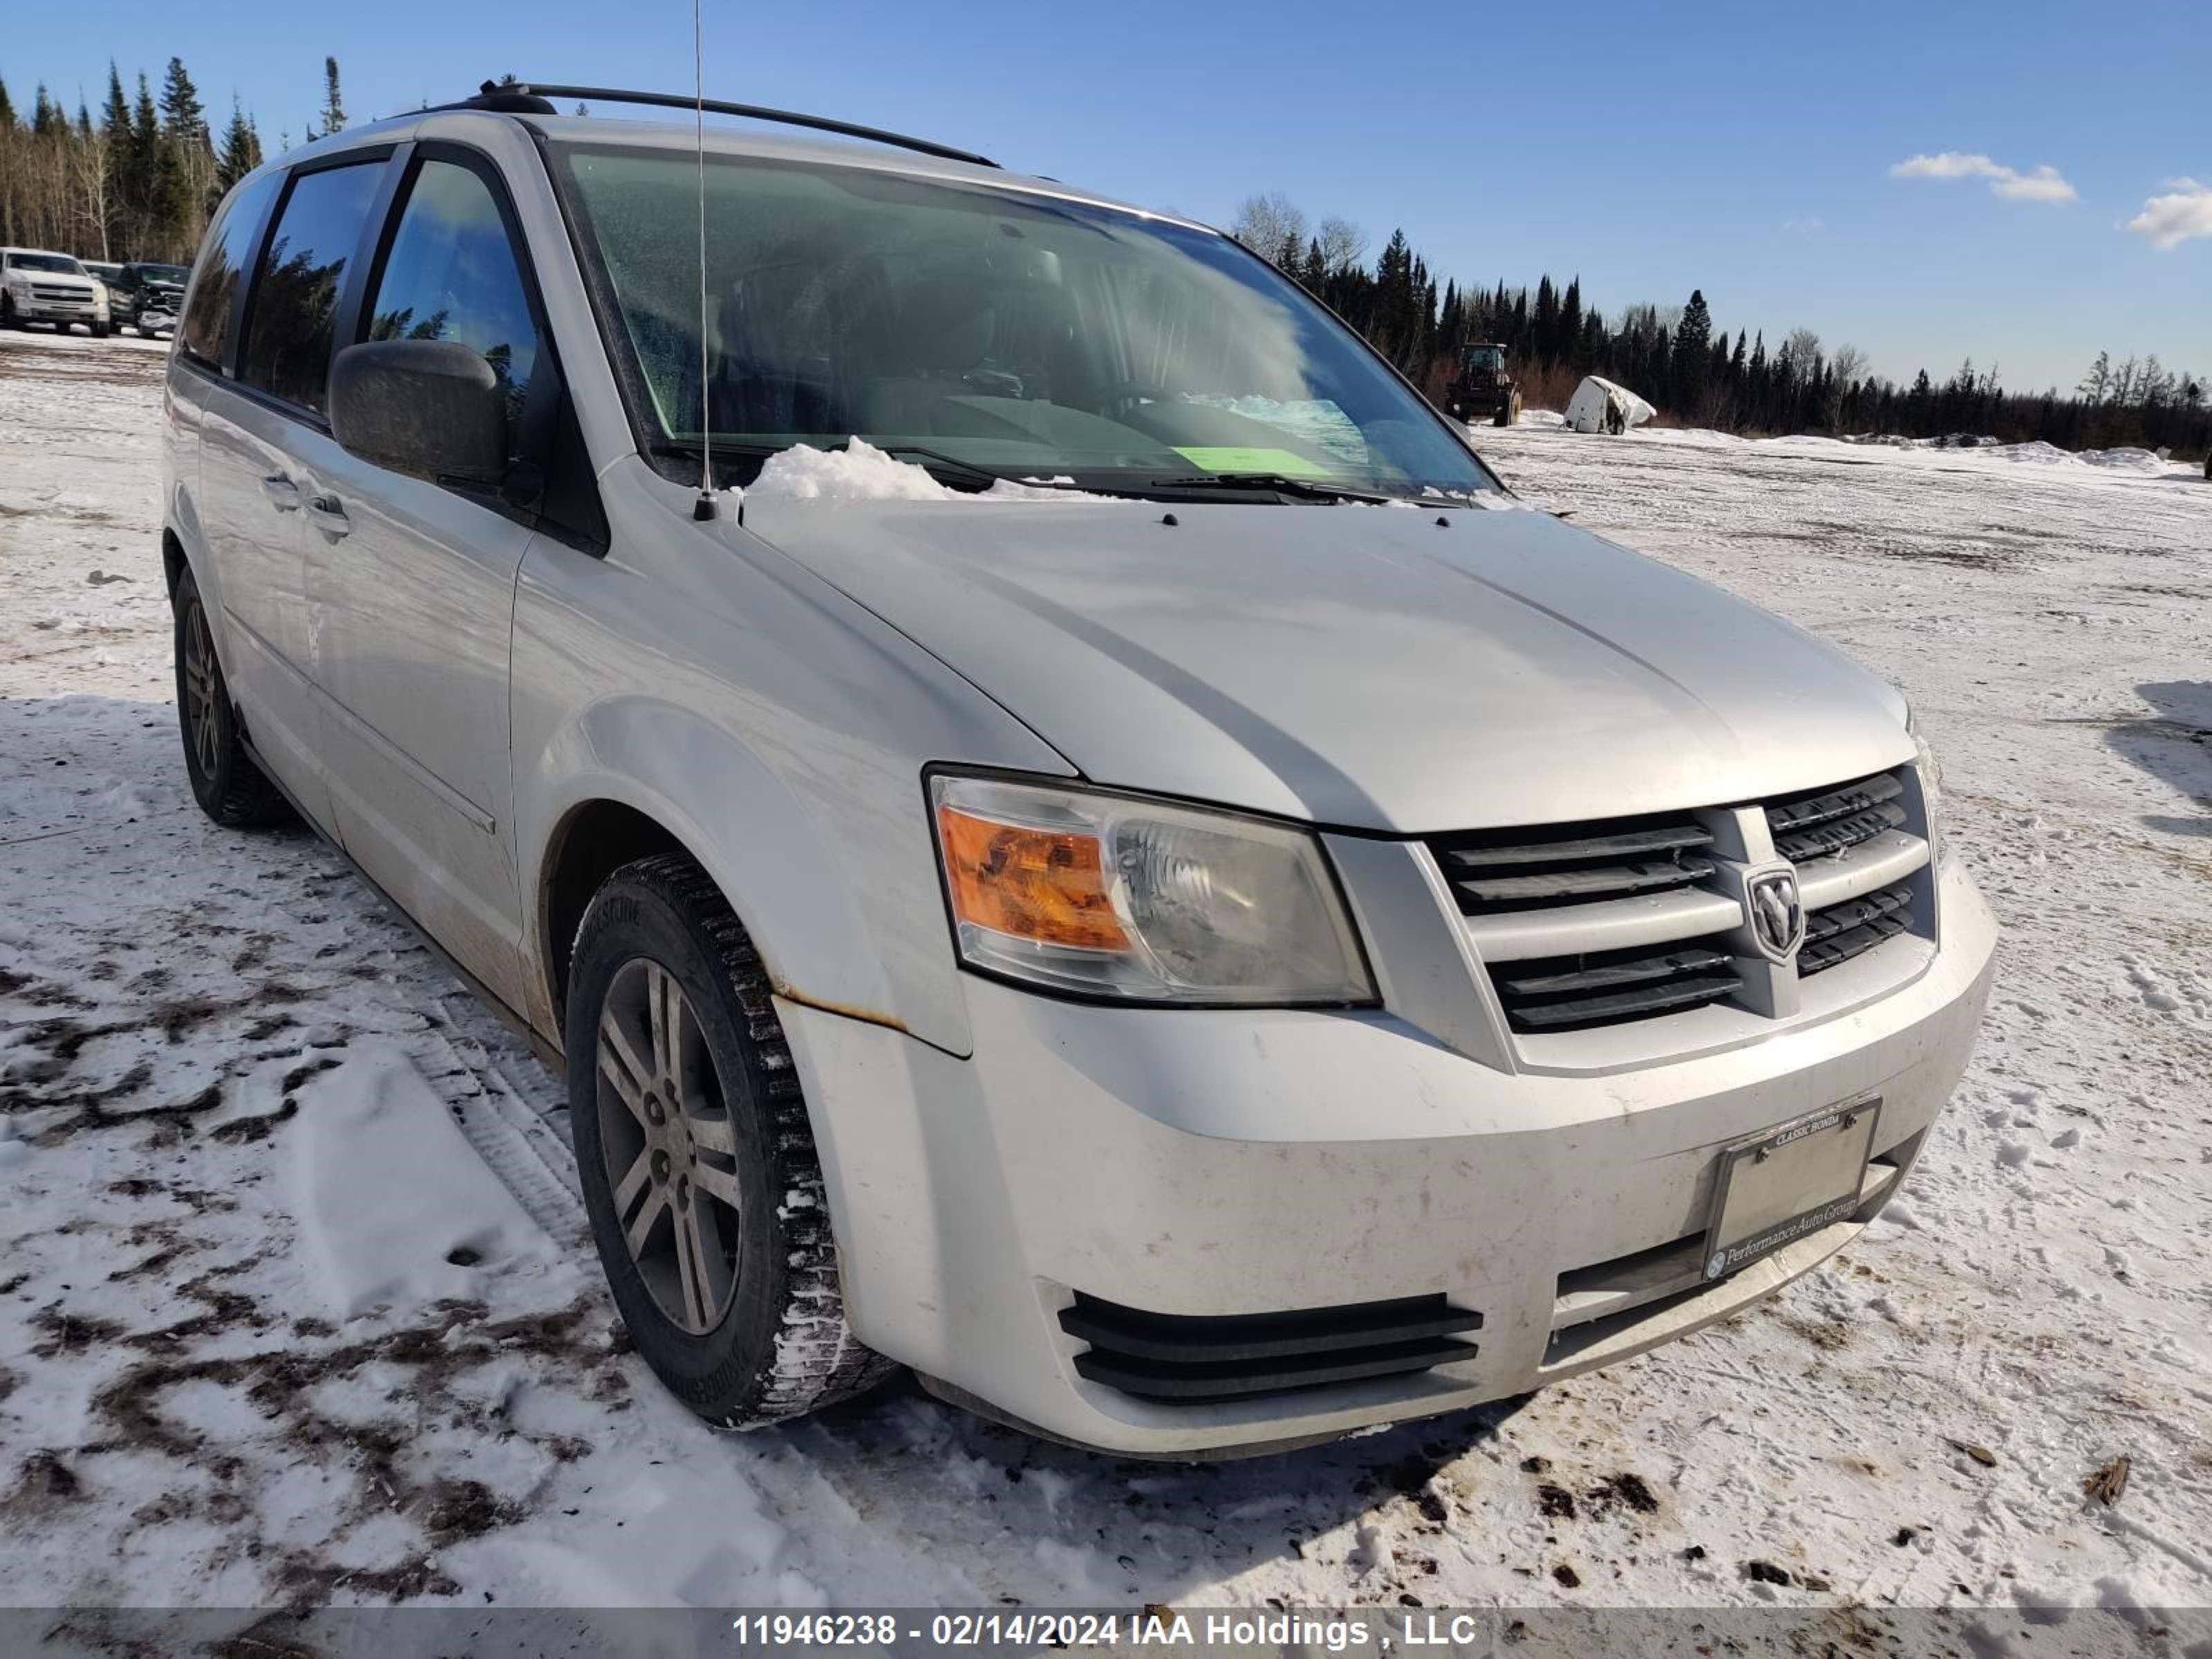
[318,56,346,138]
[158,57,210,251]
[124,72,163,249]
[0,76,17,130]
[1673,288,1713,416]
[1531,275,1557,366]
[214,97,261,196]
[160,57,205,150]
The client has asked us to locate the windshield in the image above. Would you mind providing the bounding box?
[7,252,85,276]
[136,264,188,283]
[552,142,1496,503]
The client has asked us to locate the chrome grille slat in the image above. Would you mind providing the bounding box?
[1442,823,1713,870]
[1466,887,1745,963]
[1793,828,1927,909]
[1454,854,1714,908]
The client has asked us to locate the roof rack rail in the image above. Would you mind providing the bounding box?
[451,80,1000,170]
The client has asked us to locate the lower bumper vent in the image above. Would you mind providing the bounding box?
[1060,1292,1481,1403]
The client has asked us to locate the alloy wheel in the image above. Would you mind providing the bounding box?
[182,601,222,780]
[594,959,744,1333]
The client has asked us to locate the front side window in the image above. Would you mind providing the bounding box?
[182,171,283,368]
[239,160,384,415]
[552,142,1494,503]
[364,158,540,431]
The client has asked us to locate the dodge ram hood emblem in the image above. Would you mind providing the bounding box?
[1748,870,1806,962]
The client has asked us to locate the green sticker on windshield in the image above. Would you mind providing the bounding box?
[1170,446,1329,478]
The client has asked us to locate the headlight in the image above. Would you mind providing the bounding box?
[930,774,1375,1006]
[1906,706,1948,864]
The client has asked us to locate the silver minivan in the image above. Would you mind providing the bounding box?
[162,84,1995,1457]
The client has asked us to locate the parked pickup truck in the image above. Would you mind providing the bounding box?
[106,260,189,335]
[1,247,111,336]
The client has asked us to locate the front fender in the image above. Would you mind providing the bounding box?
[510,506,1073,1060]
[526,698,915,1046]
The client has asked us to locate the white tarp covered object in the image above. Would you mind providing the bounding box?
[1566,374,1656,434]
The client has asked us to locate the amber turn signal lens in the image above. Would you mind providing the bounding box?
[937,805,1132,952]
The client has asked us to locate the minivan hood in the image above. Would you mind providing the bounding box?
[739,497,1910,832]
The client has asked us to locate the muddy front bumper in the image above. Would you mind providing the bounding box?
[780,858,1996,1458]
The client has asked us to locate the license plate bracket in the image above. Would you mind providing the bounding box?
[1701,1097,1880,1284]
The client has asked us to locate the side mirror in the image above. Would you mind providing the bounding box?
[329,339,509,485]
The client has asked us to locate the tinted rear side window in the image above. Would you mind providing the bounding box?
[239,161,384,415]
[181,171,281,368]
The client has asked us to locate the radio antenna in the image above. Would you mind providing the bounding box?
[690,0,718,521]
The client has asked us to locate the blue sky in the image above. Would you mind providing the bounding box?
[10,0,2207,392]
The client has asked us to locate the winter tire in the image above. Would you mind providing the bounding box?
[173,570,290,827]
[566,854,897,1427]
[93,323,111,339]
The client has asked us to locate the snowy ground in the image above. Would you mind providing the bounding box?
[3,334,2211,1627]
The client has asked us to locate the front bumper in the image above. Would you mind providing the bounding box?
[11,296,104,325]
[781,859,1996,1457]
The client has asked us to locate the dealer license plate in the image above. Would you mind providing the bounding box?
[1700,1098,1880,1284]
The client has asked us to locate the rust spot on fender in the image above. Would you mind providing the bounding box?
[771,980,911,1037]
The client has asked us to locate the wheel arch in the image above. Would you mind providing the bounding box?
[520,696,966,1058]
[161,526,189,598]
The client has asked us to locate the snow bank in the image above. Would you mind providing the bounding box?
[1842,433,2173,474]
[744,439,1106,503]
[1565,375,1656,434]
[290,1042,562,1319]
[2079,446,2168,474]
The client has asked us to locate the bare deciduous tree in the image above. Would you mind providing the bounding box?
[1229,191,1307,268]
[1316,215,1366,274]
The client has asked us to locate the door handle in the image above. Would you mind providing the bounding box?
[304,494,351,539]
[260,474,301,511]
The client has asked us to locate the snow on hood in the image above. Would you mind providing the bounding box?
[742,438,1111,503]
[736,495,1909,831]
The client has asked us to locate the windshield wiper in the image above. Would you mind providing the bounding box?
[1147,472,1400,505]
[871,444,1100,493]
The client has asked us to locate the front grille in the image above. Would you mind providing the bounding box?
[1491,937,1741,1031]
[30,284,91,303]
[1801,881,1914,976]
[1060,1291,1481,1403]
[1432,765,1930,1038]
[1765,771,1906,861]
[1430,811,1715,915]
